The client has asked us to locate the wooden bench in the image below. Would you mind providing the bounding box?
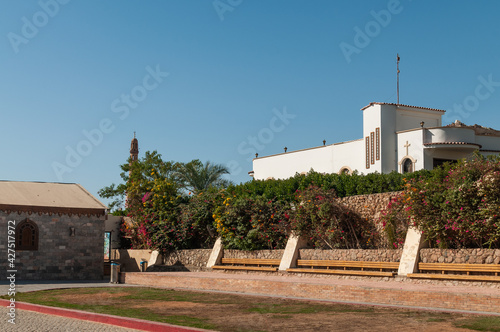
[212,258,281,272]
[287,260,399,277]
[407,263,500,282]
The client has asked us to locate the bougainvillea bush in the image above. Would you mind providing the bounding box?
[213,194,290,250]
[379,155,500,249]
[377,193,411,249]
[289,186,379,249]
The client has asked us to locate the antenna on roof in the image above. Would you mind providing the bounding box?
[397,53,400,105]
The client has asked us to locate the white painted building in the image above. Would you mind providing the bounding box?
[251,102,500,180]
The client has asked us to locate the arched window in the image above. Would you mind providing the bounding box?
[402,158,413,174]
[338,166,352,175]
[16,219,39,251]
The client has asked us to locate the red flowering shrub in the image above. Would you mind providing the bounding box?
[380,155,500,249]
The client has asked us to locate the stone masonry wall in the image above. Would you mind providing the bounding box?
[163,249,212,268]
[298,249,402,262]
[223,249,284,260]
[420,248,500,264]
[0,212,104,280]
[339,191,400,223]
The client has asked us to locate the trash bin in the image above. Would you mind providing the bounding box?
[140,260,148,272]
[110,262,121,284]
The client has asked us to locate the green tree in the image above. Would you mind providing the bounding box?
[98,150,180,212]
[176,159,232,194]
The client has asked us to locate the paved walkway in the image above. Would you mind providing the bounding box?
[0,280,211,332]
[0,307,142,332]
[0,279,136,296]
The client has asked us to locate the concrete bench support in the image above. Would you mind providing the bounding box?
[398,227,426,276]
[207,237,224,268]
[279,233,307,271]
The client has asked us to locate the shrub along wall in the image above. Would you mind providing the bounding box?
[419,249,500,264]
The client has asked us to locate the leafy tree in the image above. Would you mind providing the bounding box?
[98,150,180,212]
[175,159,232,194]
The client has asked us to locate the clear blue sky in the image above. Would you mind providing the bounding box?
[1,0,500,206]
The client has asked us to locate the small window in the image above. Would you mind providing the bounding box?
[402,158,413,174]
[16,219,39,250]
[339,167,352,175]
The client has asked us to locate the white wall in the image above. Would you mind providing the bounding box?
[332,139,365,173]
[424,127,475,144]
[362,104,384,173]
[380,105,398,173]
[397,130,424,172]
[396,108,442,132]
[253,145,334,180]
[476,135,500,151]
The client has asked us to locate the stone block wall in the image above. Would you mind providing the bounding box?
[163,249,212,268]
[298,249,402,262]
[0,212,104,280]
[223,249,284,259]
[339,191,400,222]
[420,249,500,264]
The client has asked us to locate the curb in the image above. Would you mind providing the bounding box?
[0,299,212,332]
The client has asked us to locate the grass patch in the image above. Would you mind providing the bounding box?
[455,316,500,331]
[4,286,500,332]
[247,303,374,315]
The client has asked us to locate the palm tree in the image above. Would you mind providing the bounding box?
[176,159,232,194]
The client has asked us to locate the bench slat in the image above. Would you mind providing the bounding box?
[418,263,500,273]
[213,265,277,272]
[296,260,399,270]
[407,273,500,282]
[221,258,281,266]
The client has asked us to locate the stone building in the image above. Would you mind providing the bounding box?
[0,181,107,280]
[251,102,500,179]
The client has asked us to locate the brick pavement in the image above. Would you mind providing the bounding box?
[0,307,142,332]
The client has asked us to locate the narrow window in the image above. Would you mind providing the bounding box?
[365,136,370,169]
[16,219,39,250]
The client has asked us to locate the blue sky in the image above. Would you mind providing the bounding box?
[1,0,500,206]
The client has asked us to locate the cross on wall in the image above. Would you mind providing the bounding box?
[404,141,411,155]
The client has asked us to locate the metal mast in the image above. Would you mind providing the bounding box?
[397,53,400,104]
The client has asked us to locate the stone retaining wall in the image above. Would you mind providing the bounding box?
[420,248,500,264]
[223,250,284,259]
[339,192,400,222]
[163,249,212,268]
[298,249,402,262]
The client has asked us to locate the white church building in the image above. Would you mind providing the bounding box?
[251,102,500,180]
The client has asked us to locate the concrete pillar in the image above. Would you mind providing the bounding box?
[206,237,224,268]
[147,250,162,267]
[398,227,426,276]
[279,234,307,271]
